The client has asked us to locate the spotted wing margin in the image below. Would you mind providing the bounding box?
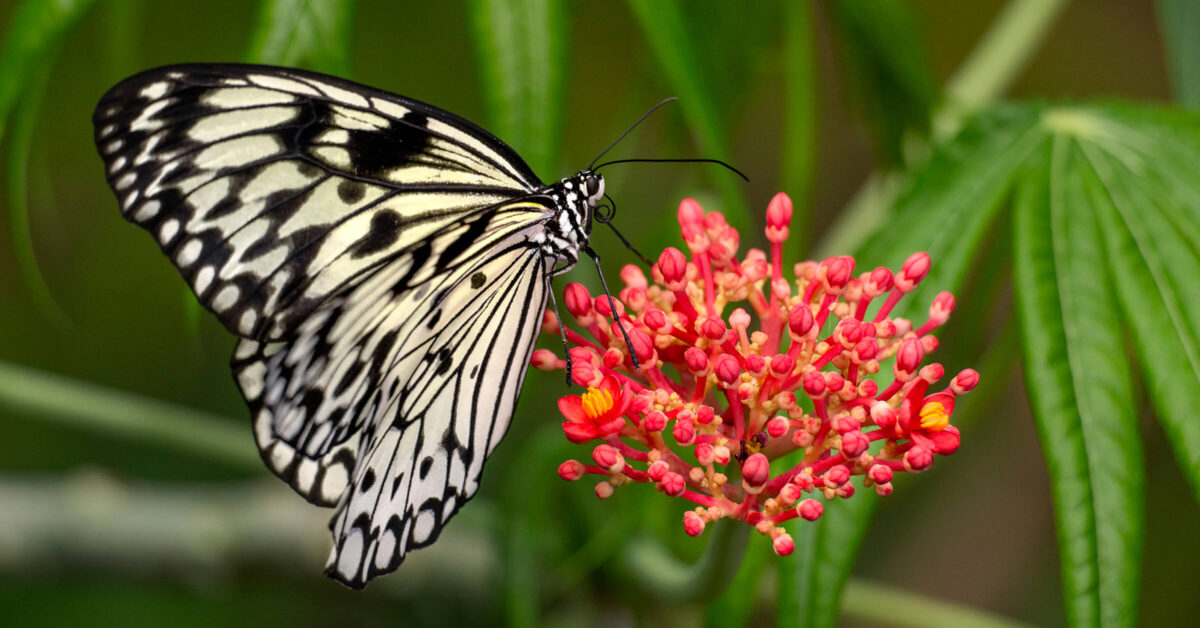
[231,202,551,588]
[94,63,542,341]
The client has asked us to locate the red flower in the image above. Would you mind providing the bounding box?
[558,375,626,443]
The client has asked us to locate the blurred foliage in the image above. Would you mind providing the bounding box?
[1,1,1198,627]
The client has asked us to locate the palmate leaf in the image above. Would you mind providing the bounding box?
[781,103,1200,627]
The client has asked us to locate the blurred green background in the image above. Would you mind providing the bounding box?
[1,1,1197,626]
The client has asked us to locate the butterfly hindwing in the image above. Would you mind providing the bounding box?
[94,63,542,341]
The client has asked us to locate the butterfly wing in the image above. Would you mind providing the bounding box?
[233,201,552,587]
[94,63,542,341]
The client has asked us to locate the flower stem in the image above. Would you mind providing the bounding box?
[621,518,750,601]
[840,579,1032,628]
[0,360,259,471]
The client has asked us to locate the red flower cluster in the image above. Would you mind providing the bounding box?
[534,193,978,554]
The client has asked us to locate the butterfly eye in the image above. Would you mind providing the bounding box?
[584,174,605,203]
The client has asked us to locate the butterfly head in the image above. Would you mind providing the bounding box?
[581,171,605,206]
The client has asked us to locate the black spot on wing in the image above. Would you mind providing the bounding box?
[337,179,366,203]
[352,209,403,258]
[419,457,433,479]
[360,468,376,492]
[470,272,486,288]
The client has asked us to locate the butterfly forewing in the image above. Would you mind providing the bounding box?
[94,64,542,341]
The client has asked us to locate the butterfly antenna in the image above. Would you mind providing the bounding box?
[592,157,749,182]
[545,281,574,388]
[589,97,679,170]
[583,246,640,369]
[596,194,652,266]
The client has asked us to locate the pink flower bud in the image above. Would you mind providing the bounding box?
[647,459,670,481]
[834,319,864,348]
[874,482,893,497]
[865,267,894,297]
[870,402,897,429]
[703,211,728,231]
[788,304,815,337]
[825,372,845,395]
[867,464,893,484]
[564,283,592,319]
[792,473,815,491]
[712,445,732,466]
[678,198,705,227]
[557,460,584,481]
[683,511,706,537]
[766,192,793,244]
[571,361,598,387]
[592,444,624,474]
[729,308,751,329]
[627,328,655,363]
[772,533,795,556]
[741,453,771,494]
[792,429,813,448]
[771,278,792,300]
[802,371,826,398]
[603,348,624,369]
[695,442,715,465]
[766,416,789,438]
[642,410,667,432]
[920,363,945,383]
[831,415,861,434]
[904,445,934,471]
[779,483,802,505]
[621,264,648,290]
[595,482,614,499]
[643,307,670,332]
[593,294,624,319]
[696,405,716,425]
[840,430,870,457]
[700,316,727,341]
[660,471,686,496]
[952,368,980,394]
[769,354,795,378]
[744,353,766,377]
[824,465,850,488]
[858,380,878,397]
[798,499,824,521]
[819,256,855,293]
[531,349,559,370]
[713,354,741,387]
[657,247,688,288]
[674,418,696,446]
[929,291,955,325]
[541,309,559,334]
[894,338,925,379]
[897,252,931,292]
[852,338,878,362]
[836,483,856,499]
[684,347,710,374]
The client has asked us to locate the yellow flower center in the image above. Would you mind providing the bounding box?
[918,401,950,431]
[582,387,614,421]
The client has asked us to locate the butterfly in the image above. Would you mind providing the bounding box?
[93,63,609,588]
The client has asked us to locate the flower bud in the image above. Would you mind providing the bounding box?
[683,510,706,536]
[802,371,826,398]
[744,353,767,377]
[769,354,795,378]
[684,347,710,374]
[798,499,824,521]
[713,354,741,387]
[864,267,894,297]
[677,198,705,227]
[659,471,686,496]
[592,445,624,474]
[952,368,980,394]
[700,316,727,341]
[819,256,855,293]
[621,264,648,290]
[867,464,893,485]
[741,453,771,494]
[824,465,850,488]
[894,338,925,380]
[647,459,670,481]
[712,445,732,466]
[564,283,592,319]
[674,418,696,446]
[896,252,931,292]
[531,349,559,370]
[870,402,897,429]
[766,416,789,438]
[788,304,815,338]
[695,442,715,466]
[594,481,614,499]
[729,308,751,330]
[904,445,934,471]
[929,291,955,325]
[657,247,689,289]
[643,307,670,333]
[696,405,716,425]
[840,430,870,457]
[557,460,584,481]
[772,533,795,556]
[765,192,793,243]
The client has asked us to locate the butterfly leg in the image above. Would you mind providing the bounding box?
[583,246,640,369]
[545,277,573,387]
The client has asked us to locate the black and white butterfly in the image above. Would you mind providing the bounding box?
[93,64,608,588]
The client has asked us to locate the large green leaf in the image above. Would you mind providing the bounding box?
[1157,0,1200,107]
[245,0,356,75]
[467,0,567,179]
[824,0,937,167]
[1013,128,1143,628]
[781,1,817,255]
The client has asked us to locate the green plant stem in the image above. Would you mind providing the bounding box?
[0,360,259,471]
[840,580,1033,628]
[819,0,1071,258]
[621,518,749,601]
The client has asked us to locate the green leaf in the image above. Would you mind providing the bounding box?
[467,0,567,179]
[1156,0,1200,107]
[0,0,98,325]
[1013,129,1143,628]
[625,0,748,230]
[704,534,769,626]
[778,496,876,628]
[245,0,356,75]
[781,1,817,255]
[824,0,937,166]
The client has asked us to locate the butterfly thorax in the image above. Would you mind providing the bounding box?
[538,170,604,273]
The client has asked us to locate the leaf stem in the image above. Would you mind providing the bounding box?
[0,360,259,471]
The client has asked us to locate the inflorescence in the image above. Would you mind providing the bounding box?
[533,193,978,555]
